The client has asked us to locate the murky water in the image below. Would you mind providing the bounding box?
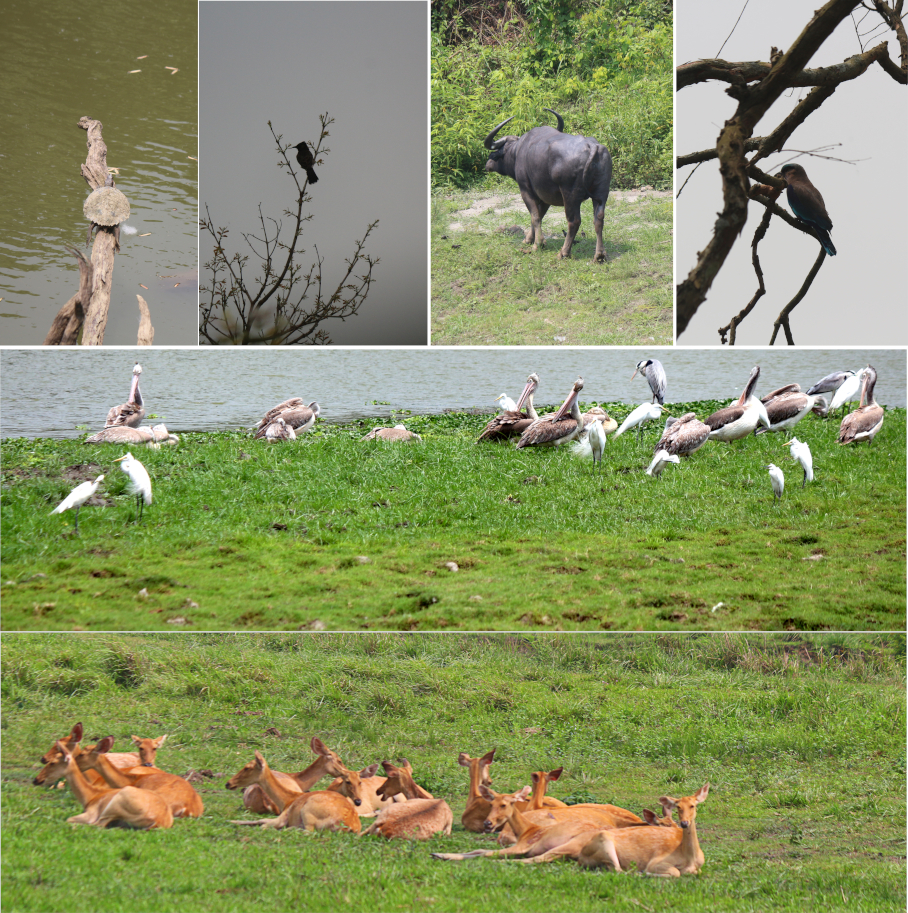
[1,347,903,440]
[0,0,197,345]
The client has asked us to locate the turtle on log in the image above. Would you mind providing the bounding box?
[84,172,130,251]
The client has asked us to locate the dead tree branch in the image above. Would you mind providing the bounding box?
[769,247,827,345]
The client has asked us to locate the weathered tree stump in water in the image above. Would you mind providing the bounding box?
[43,116,154,345]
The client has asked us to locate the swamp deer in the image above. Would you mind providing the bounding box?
[42,740,173,830]
[71,737,203,818]
[227,750,363,833]
[327,763,403,817]
[522,784,709,876]
[242,736,351,814]
[496,766,569,845]
[361,761,453,839]
[459,750,497,832]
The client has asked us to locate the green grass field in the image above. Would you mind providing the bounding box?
[1,633,904,913]
[430,189,672,345]
[1,405,904,632]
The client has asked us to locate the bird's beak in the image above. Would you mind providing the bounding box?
[114,455,127,462]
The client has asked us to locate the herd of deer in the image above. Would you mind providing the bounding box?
[33,725,708,877]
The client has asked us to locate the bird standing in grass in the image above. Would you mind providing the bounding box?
[114,453,152,521]
[571,418,607,471]
[766,464,785,502]
[783,438,813,488]
[293,141,319,184]
[779,164,836,256]
[645,450,679,478]
[52,475,104,534]
[614,403,667,442]
[631,359,666,406]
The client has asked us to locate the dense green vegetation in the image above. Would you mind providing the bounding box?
[432,0,673,190]
[2,406,904,631]
[2,634,904,913]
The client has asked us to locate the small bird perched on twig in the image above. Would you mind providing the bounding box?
[779,163,835,256]
[293,141,319,184]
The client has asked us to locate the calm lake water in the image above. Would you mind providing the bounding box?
[1,347,904,440]
[0,0,197,345]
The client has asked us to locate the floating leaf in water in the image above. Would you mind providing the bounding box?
[129,69,142,74]
[137,55,148,59]
[139,284,148,289]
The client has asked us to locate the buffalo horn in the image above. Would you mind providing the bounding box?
[484,116,516,149]
[543,108,564,132]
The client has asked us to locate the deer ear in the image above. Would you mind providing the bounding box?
[642,809,657,825]
[310,737,327,754]
[515,785,532,801]
[478,784,495,801]
[695,783,710,802]
[482,748,496,764]
[549,767,564,781]
[96,736,115,753]
[457,753,471,767]
[659,795,677,810]
[154,735,168,749]
[254,751,266,766]
[71,723,84,741]
[131,735,141,746]
[360,764,379,778]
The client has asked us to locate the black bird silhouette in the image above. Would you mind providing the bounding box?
[293,141,319,184]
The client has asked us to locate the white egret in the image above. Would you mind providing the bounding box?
[631,358,666,405]
[496,393,518,412]
[838,365,884,445]
[783,437,814,487]
[254,399,320,438]
[106,363,145,428]
[613,402,667,441]
[114,453,152,521]
[52,475,104,534]
[653,413,710,457]
[262,417,296,442]
[516,378,584,449]
[571,418,607,470]
[705,366,771,441]
[828,369,867,414]
[646,450,679,478]
[361,425,422,442]
[477,374,540,442]
[766,464,784,502]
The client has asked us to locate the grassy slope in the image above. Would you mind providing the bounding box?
[2,634,904,913]
[430,190,672,346]
[1,406,904,632]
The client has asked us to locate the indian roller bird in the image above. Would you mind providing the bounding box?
[293,141,319,184]
[779,163,836,256]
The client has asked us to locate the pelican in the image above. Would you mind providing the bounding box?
[828,369,867,414]
[106,363,145,428]
[705,366,771,441]
[496,393,519,413]
[515,378,584,449]
[254,399,320,438]
[646,450,680,478]
[756,390,827,435]
[631,358,666,405]
[766,464,784,502]
[783,437,814,487]
[52,475,104,533]
[114,453,152,521]
[84,424,177,446]
[653,413,710,457]
[838,365,884,445]
[571,418,607,470]
[582,406,617,436]
[477,374,539,442]
[613,402,667,441]
[361,425,422,442]
[262,417,296,442]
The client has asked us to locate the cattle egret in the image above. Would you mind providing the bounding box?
[571,418,607,470]
[706,366,771,441]
[114,453,152,521]
[646,450,679,478]
[52,475,104,533]
[613,402,666,441]
[783,438,814,487]
[766,464,784,502]
[106,363,145,428]
[478,374,540,442]
[254,400,320,438]
[631,359,666,405]
[496,393,519,413]
[838,365,884,445]
[516,378,584,448]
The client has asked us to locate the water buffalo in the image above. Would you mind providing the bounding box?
[484,109,612,263]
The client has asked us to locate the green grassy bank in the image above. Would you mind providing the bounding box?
[1,406,904,632]
[1,633,904,913]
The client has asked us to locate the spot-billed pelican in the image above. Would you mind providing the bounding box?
[262,417,296,442]
[766,464,784,502]
[361,425,422,442]
[582,407,618,436]
[646,450,680,478]
[631,359,666,405]
[653,413,710,457]
[477,374,539,442]
[106,364,145,428]
[114,453,152,521]
[515,378,584,449]
[613,402,667,441]
[783,437,813,487]
[838,365,884,445]
[705,366,770,441]
[807,370,854,398]
[756,390,827,435]
[52,475,104,533]
[254,399,320,438]
[84,424,177,446]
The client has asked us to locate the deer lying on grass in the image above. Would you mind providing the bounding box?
[459,750,498,832]
[241,737,354,814]
[497,766,569,845]
[227,750,363,832]
[42,740,173,829]
[327,763,403,817]
[361,761,453,839]
[520,784,709,876]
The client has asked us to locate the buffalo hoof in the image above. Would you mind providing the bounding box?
[557,250,572,260]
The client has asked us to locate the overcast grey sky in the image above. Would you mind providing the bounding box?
[199,1,427,345]
[676,0,907,346]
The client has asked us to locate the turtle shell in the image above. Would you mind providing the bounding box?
[84,186,130,226]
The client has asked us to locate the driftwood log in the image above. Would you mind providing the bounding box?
[44,116,154,345]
